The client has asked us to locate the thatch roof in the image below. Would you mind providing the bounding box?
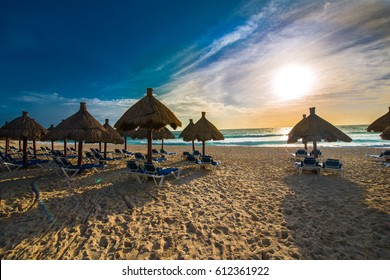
[129,126,175,140]
[114,88,182,132]
[103,119,124,144]
[0,111,46,140]
[183,112,224,142]
[367,107,390,132]
[50,102,110,142]
[114,88,181,163]
[288,107,352,143]
[179,119,195,139]
[380,125,390,140]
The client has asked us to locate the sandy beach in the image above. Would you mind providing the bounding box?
[0,143,389,260]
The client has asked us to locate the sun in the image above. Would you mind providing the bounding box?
[273,64,314,100]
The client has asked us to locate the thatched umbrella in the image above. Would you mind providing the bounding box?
[179,119,196,152]
[287,107,352,157]
[102,119,124,159]
[129,126,175,150]
[183,112,224,156]
[52,102,110,166]
[115,88,181,163]
[380,125,390,140]
[44,120,70,156]
[367,107,390,132]
[0,111,47,164]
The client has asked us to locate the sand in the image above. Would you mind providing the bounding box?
[0,143,389,260]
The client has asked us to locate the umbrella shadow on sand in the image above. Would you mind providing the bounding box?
[282,174,390,259]
[0,163,217,259]
[0,168,158,259]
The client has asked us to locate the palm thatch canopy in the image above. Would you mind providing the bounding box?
[288,107,352,157]
[179,119,196,151]
[380,125,390,140]
[115,88,181,163]
[52,102,110,166]
[103,119,124,144]
[0,111,47,164]
[367,106,390,132]
[101,119,124,158]
[183,112,224,155]
[0,111,46,140]
[115,88,181,131]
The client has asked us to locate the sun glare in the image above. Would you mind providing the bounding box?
[273,64,314,100]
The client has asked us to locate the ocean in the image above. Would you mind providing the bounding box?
[124,125,390,148]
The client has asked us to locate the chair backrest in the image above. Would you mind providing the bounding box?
[152,149,159,154]
[127,160,140,172]
[183,151,191,157]
[193,150,201,156]
[303,157,317,166]
[60,157,74,168]
[201,156,212,163]
[160,149,166,154]
[324,159,341,168]
[134,153,145,160]
[115,149,122,154]
[296,149,307,156]
[383,150,390,156]
[144,163,157,174]
[94,152,103,159]
[186,155,197,162]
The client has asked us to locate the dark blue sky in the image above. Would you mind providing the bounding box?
[1,0,389,129]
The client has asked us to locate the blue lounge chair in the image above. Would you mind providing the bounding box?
[199,156,221,171]
[160,148,176,155]
[122,149,133,156]
[309,149,322,157]
[296,157,321,175]
[182,151,191,159]
[123,160,147,184]
[0,152,23,171]
[193,150,201,158]
[1,152,50,170]
[320,159,344,177]
[143,163,181,187]
[134,152,146,161]
[293,149,307,158]
[54,156,106,179]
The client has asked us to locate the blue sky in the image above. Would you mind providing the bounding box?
[1,0,389,129]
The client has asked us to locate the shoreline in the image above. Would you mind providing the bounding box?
[0,144,389,260]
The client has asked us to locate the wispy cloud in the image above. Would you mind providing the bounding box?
[12,92,138,127]
[158,0,390,127]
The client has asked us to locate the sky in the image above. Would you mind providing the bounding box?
[0,0,389,130]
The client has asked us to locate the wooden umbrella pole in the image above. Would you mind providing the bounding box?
[161,139,164,150]
[104,142,107,159]
[64,139,67,157]
[23,137,28,165]
[51,140,54,152]
[77,141,83,166]
[33,138,37,157]
[192,140,195,152]
[202,140,206,156]
[5,136,9,155]
[147,129,153,163]
[313,141,318,158]
[124,135,127,150]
